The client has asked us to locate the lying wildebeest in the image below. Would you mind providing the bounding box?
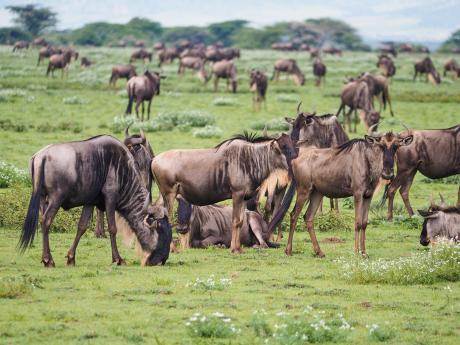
[37,46,61,66]
[419,196,460,246]
[109,64,137,88]
[249,69,268,111]
[358,73,394,116]
[176,196,277,248]
[336,79,380,133]
[414,57,441,84]
[151,132,298,253]
[380,45,397,57]
[211,60,238,93]
[94,128,155,238]
[13,40,29,52]
[383,125,460,220]
[276,131,413,257]
[80,56,94,67]
[443,58,459,78]
[272,59,305,86]
[130,48,152,63]
[46,50,72,78]
[158,47,179,67]
[323,47,342,56]
[19,135,172,267]
[377,54,396,78]
[32,37,48,47]
[126,70,164,121]
[312,58,326,86]
[178,56,208,83]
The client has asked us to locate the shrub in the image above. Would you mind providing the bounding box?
[0,162,30,188]
[57,121,83,133]
[0,89,27,102]
[212,97,238,106]
[367,324,395,342]
[193,125,223,138]
[0,275,42,299]
[250,118,289,131]
[186,312,240,338]
[186,275,232,292]
[62,96,89,105]
[36,122,54,133]
[112,115,137,133]
[314,211,352,232]
[337,241,460,285]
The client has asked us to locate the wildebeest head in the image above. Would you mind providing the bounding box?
[272,133,298,171]
[124,127,154,189]
[144,70,166,95]
[176,196,193,234]
[142,202,172,266]
[366,111,381,131]
[364,132,413,180]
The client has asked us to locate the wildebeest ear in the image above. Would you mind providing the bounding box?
[417,209,438,219]
[400,135,413,146]
[270,140,282,153]
[304,117,314,125]
[285,117,295,124]
[364,135,380,144]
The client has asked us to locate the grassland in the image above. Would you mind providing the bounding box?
[0,46,459,344]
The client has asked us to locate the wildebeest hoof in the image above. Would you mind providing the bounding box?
[113,258,127,266]
[315,251,326,258]
[231,248,243,254]
[42,258,55,268]
[285,249,293,256]
[361,252,369,259]
[267,242,280,248]
[66,256,75,266]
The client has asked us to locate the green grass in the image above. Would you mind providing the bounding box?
[0,46,459,344]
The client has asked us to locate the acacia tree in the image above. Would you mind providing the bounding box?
[6,4,57,36]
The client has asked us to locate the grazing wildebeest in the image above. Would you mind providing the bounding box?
[109,64,137,88]
[359,73,394,116]
[80,56,93,67]
[414,57,441,84]
[178,56,208,83]
[399,43,413,53]
[176,196,277,248]
[94,128,155,238]
[312,58,326,86]
[13,40,29,52]
[126,70,164,121]
[158,47,179,67]
[383,126,460,220]
[151,133,298,253]
[62,46,79,61]
[443,58,459,78]
[220,48,240,60]
[336,79,380,132]
[310,48,320,59]
[323,47,342,56]
[37,46,61,66]
[272,42,296,51]
[46,50,72,78]
[153,42,165,51]
[419,197,460,246]
[32,37,48,47]
[272,59,305,86]
[134,40,145,48]
[19,135,172,267]
[180,47,206,59]
[211,60,238,93]
[130,48,152,63]
[377,54,396,78]
[249,69,268,111]
[380,46,397,57]
[276,131,413,257]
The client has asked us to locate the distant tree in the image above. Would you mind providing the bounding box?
[440,29,460,52]
[0,27,31,44]
[126,17,162,38]
[208,20,248,46]
[6,4,57,36]
[161,26,213,45]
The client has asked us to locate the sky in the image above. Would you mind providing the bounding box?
[0,0,458,43]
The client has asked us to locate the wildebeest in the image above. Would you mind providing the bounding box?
[443,58,459,78]
[13,40,29,52]
[134,40,145,48]
[109,64,137,88]
[130,48,152,63]
[359,73,394,116]
[158,47,179,67]
[180,47,206,59]
[220,48,240,60]
[126,70,164,121]
[19,135,172,267]
[336,79,380,132]
[377,54,396,78]
[94,128,155,238]
[211,60,238,93]
[310,48,320,59]
[380,45,397,57]
[272,59,305,86]
[178,56,208,83]
[249,69,268,111]
[312,58,326,86]
[32,37,48,47]
[323,47,342,56]
[176,196,277,248]
[399,43,413,53]
[277,131,413,257]
[80,56,94,67]
[46,50,72,78]
[62,46,79,61]
[384,126,460,220]
[153,42,165,51]
[37,46,62,66]
[414,57,441,84]
[151,132,297,253]
[419,197,460,246]
[272,42,296,51]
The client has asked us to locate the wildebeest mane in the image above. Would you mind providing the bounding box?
[215,131,273,149]
[429,205,460,214]
[335,138,369,154]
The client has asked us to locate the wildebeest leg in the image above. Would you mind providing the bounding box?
[135,98,141,119]
[286,187,310,256]
[353,195,364,255]
[66,205,93,266]
[230,192,245,254]
[141,101,145,122]
[303,191,325,257]
[399,171,417,217]
[353,110,358,133]
[360,197,372,257]
[345,108,353,133]
[95,209,106,238]
[273,186,286,242]
[41,201,61,267]
[147,100,152,121]
[247,213,269,248]
[213,76,219,92]
[457,185,460,206]
[413,69,418,81]
[105,203,126,265]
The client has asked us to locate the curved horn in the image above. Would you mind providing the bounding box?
[368,122,380,135]
[430,193,435,208]
[140,128,146,142]
[439,193,446,207]
[125,126,130,138]
[263,125,268,137]
[143,193,151,212]
[296,101,303,113]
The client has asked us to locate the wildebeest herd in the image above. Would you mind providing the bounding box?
[12,39,460,267]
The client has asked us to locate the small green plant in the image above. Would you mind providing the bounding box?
[212,97,238,106]
[276,93,301,103]
[193,125,223,138]
[0,88,27,102]
[112,115,137,133]
[0,161,30,188]
[0,276,42,299]
[186,275,232,292]
[185,312,240,338]
[63,96,90,105]
[314,211,352,232]
[250,311,272,337]
[250,118,289,131]
[367,324,395,342]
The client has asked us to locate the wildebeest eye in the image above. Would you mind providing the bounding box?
[146,215,155,226]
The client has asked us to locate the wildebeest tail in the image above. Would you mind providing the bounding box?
[126,85,134,114]
[379,183,390,208]
[268,181,296,233]
[19,157,45,252]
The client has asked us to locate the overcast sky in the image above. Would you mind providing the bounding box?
[0,0,458,42]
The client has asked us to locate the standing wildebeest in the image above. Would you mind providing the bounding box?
[13,40,29,52]
[310,48,320,59]
[62,46,79,61]
[272,42,296,51]
[419,197,460,246]
[211,60,238,93]
[80,56,94,68]
[249,69,268,111]
[153,42,165,51]
[359,73,394,116]
[276,131,413,257]
[109,64,137,88]
[126,70,164,121]
[176,197,277,248]
[312,58,326,86]
[158,47,179,67]
[272,59,305,86]
[151,133,298,253]
[220,48,240,60]
[32,37,48,47]
[384,126,460,220]
[414,57,441,84]
[19,135,172,267]
[443,58,460,78]
[377,54,396,79]
[178,56,208,83]
[399,43,413,53]
[134,40,145,48]
[323,47,342,56]
[180,47,206,59]
[37,46,61,66]
[380,46,397,57]
[94,128,155,238]
[130,48,152,63]
[46,50,72,78]
[336,79,380,132]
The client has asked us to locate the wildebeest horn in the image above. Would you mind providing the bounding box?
[430,193,435,207]
[143,193,151,212]
[296,101,302,113]
[125,126,130,138]
[263,125,268,137]
[140,128,146,141]
[439,193,447,207]
[368,122,380,135]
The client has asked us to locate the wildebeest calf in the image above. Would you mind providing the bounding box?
[249,69,267,110]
